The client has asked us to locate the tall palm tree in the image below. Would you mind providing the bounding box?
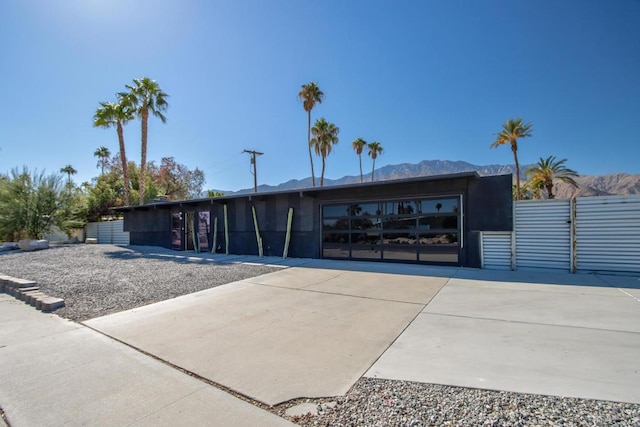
[93,146,111,175]
[310,117,339,187]
[526,156,578,199]
[298,82,324,188]
[125,77,169,205]
[93,95,135,205]
[352,137,367,183]
[367,141,383,182]
[490,117,533,200]
[60,164,77,186]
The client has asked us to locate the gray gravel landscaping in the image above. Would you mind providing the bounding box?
[2,244,639,426]
[0,244,280,321]
[277,378,640,426]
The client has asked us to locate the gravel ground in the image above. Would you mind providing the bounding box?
[0,244,280,321]
[276,378,640,426]
[2,245,639,426]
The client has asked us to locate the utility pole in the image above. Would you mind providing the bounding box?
[243,149,264,193]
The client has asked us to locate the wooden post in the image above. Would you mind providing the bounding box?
[223,205,229,255]
[211,216,218,253]
[283,207,293,259]
[251,205,263,257]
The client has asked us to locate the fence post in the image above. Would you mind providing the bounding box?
[570,197,577,273]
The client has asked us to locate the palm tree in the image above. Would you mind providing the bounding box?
[298,82,324,188]
[526,156,578,199]
[310,117,339,187]
[93,95,134,205]
[367,141,383,182]
[94,146,111,175]
[352,137,367,183]
[125,77,169,205]
[490,117,533,200]
[60,164,77,186]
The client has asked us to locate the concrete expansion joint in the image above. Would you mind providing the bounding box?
[616,288,640,304]
[0,274,65,313]
[423,311,640,335]
[81,323,279,412]
[253,280,426,305]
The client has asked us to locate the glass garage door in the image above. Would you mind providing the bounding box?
[322,196,461,264]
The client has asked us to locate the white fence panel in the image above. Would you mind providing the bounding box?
[111,220,130,245]
[481,231,512,270]
[515,199,571,270]
[85,222,99,240]
[86,221,130,245]
[98,222,112,243]
[575,195,640,274]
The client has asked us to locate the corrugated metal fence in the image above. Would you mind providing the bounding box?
[85,220,130,245]
[481,195,640,274]
[515,199,572,270]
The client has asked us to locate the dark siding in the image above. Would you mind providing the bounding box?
[467,174,513,231]
[119,174,511,266]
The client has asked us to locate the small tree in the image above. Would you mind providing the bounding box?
[0,167,64,239]
[526,156,578,199]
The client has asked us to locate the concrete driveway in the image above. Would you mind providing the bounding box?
[85,257,640,406]
[85,259,448,405]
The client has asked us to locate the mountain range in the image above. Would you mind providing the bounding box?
[225,160,640,198]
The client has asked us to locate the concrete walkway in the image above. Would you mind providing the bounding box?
[367,269,640,404]
[2,256,640,425]
[0,294,293,427]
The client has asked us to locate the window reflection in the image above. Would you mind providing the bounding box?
[384,247,418,261]
[323,218,349,230]
[382,232,417,245]
[322,196,460,264]
[417,215,458,230]
[352,232,381,245]
[323,204,350,217]
[323,233,350,244]
[351,217,379,230]
[382,217,416,230]
[418,199,459,214]
[418,233,458,245]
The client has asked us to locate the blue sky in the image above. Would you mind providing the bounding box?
[1,0,639,192]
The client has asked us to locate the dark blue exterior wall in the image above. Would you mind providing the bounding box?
[119,173,512,267]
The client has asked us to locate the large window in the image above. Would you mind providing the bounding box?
[321,196,461,264]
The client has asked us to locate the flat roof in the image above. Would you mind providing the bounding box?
[115,171,487,211]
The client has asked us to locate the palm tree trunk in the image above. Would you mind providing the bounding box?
[117,122,131,205]
[307,111,315,187]
[371,158,376,182]
[139,108,149,205]
[546,183,555,199]
[320,155,326,187]
[511,143,520,201]
[359,154,363,183]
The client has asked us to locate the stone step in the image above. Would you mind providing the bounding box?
[17,287,40,300]
[37,297,65,312]
[25,292,48,306]
[0,274,65,313]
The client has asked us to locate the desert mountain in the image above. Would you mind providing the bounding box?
[229,160,639,198]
